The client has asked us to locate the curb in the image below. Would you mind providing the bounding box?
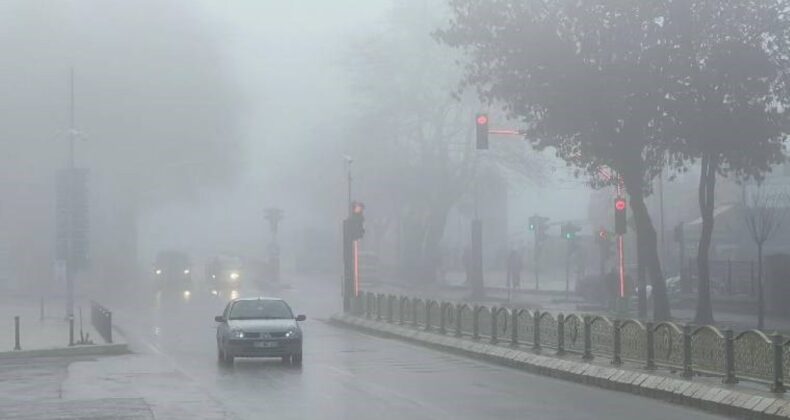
[331,314,790,420]
[0,343,129,359]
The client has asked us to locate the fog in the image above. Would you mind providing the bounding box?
[0,0,588,297]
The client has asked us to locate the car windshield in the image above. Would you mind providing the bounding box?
[229,300,293,320]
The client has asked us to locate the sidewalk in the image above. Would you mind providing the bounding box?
[0,300,234,420]
[0,299,91,350]
[0,297,127,357]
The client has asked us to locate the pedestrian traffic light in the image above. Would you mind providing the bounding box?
[475,113,489,150]
[614,197,627,235]
[347,201,365,240]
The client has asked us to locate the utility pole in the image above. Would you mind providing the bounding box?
[56,69,90,321]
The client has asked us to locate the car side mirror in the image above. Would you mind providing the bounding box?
[214,315,225,323]
[295,315,306,322]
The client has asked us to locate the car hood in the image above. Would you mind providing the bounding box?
[227,319,298,332]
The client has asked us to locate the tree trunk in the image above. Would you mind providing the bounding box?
[757,243,764,330]
[419,202,451,284]
[695,154,716,325]
[629,193,671,321]
[637,231,648,319]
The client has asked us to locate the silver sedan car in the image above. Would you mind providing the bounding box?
[215,297,306,365]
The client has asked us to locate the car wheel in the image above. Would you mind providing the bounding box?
[223,353,234,365]
[291,353,303,366]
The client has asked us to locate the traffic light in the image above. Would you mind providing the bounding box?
[475,113,489,150]
[561,223,580,240]
[347,201,365,240]
[614,197,627,235]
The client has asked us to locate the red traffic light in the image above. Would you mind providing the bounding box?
[615,198,626,211]
[476,115,488,125]
[353,202,365,214]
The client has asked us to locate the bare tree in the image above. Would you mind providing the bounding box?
[743,185,787,330]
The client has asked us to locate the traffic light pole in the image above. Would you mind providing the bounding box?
[65,69,76,320]
[342,221,352,313]
[533,231,540,290]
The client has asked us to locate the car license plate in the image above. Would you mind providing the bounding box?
[254,341,278,348]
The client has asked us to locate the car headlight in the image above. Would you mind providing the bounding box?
[211,289,218,296]
[155,269,162,275]
[230,290,239,300]
[183,269,190,275]
[285,329,299,338]
[229,272,240,280]
[231,329,245,339]
[183,290,191,299]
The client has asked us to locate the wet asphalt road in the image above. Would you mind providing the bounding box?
[122,275,726,420]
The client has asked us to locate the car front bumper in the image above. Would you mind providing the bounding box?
[224,338,302,358]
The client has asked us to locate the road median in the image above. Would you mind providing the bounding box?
[331,313,790,420]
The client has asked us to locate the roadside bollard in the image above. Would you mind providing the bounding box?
[14,316,20,351]
[40,297,44,321]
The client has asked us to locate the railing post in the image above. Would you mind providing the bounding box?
[645,322,656,370]
[582,315,594,361]
[425,302,432,331]
[365,294,372,319]
[533,311,541,353]
[399,299,405,325]
[771,333,786,393]
[376,295,383,321]
[387,296,394,323]
[13,316,21,350]
[612,320,622,366]
[439,303,446,335]
[455,305,463,337]
[40,297,44,321]
[472,306,480,340]
[722,329,737,384]
[727,259,733,296]
[556,313,565,355]
[69,314,75,347]
[511,310,518,346]
[682,324,693,379]
[490,308,499,344]
[412,301,418,328]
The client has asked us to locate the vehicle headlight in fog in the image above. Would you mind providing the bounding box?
[229,272,240,281]
[231,329,244,339]
[285,329,299,338]
[230,290,239,300]
[183,290,191,299]
[183,269,190,275]
[211,274,216,279]
[211,289,218,296]
[155,269,162,275]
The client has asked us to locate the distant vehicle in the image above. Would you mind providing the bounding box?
[207,255,244,299]
[214,297,305,365]
[153,251,193,303]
